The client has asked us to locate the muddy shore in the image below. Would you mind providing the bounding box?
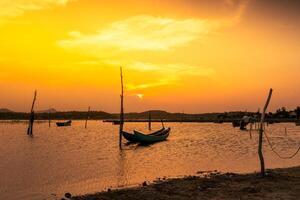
[71,166,300,200]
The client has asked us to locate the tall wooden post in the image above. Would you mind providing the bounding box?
[161,119,165,128]
[85,106,91,129]
[258,88,273,176]
[249,123,253,139]
[148,111,152,131]
[27,90,37,136]
[119,67,124,149]
[48,109,51,127]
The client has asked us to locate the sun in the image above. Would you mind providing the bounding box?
[137,94,144,99]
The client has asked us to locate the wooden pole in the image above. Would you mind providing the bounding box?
[85,106,91,129]
[48,109,51,127]
[27,90,37,136]
[258,88,273,176]
[161,119,165,128]
[249,123,252,139]
[285,127,287,135]
[148,111,152,131]
[119,67,124,149]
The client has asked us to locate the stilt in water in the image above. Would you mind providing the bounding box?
[27,90,37,136]
[119,66,124,149]
[249,123,253,139]
[148,111,152,131]
[85,106,91,129]
[258,88,273,177]
[285,127,287,135]
[161,119,165,129]
[48,109,51,127]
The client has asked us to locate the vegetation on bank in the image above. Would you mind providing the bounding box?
[0,107,299,121]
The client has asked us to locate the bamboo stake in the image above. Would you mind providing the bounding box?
[27,90,37,136]
[48,109,51,127]
[285,127,287,135]
[148,111,152,131]
[161,119,165,128]
[85,106,91,129]
[249,123,252,139]
[258,88,273,176]
[119,67,124,149]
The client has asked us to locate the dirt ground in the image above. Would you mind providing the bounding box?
[71,166,300,200]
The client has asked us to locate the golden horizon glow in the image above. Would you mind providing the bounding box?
[137,94,144,99]
[0,0,299,113]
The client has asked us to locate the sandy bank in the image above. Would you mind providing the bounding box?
[72,166,300,200]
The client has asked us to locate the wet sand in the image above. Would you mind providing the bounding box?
[73,166,300,200]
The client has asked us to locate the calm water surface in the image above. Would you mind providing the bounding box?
[0,121,299,200]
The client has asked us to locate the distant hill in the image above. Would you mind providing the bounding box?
[140,110,170,115]
[36,108,57,113]
[0,108,13,113]
[0,108,297,122]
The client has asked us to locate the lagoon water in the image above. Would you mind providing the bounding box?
[0,121,299,200]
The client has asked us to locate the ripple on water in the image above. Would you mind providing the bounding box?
[0,121,299,200]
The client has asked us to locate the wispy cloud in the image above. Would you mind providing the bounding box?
[127,78,175,91]
[106,61,215,91]
[0,0,75,23]
[103,60,215,76]
[128,61,215,76]
[58,1,251,53]
[59,15,220,91]
[57,2,249,92]
[58,15,219,52]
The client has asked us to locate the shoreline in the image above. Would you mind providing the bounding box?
[0,119,297,123]
[72,166,300,200]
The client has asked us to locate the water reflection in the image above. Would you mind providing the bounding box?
[116,150,129,188]
[0,121,299,200]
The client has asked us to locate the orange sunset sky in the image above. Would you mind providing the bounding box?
[0,0,299,113]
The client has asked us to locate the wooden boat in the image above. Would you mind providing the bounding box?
[122,127,165,143]
[239,121,248,130]
[232,120,240,127]
[56,120,72,127]
[113,121,122,125]
[133,127,171,144]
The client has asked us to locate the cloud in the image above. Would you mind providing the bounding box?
[59,15,220,91]
[103,60,215,76]
[127,61,215,76]
[58,0,250,53]
[57,2,249,92]
[107,61,215,91]
[127,78,177,91]
[0,0,75,23]
[58,15,220,52]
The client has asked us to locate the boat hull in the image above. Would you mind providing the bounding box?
[122,131,139,142]
[56,120,72,127]
[122,128,165,143]
[133,128,170,144]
